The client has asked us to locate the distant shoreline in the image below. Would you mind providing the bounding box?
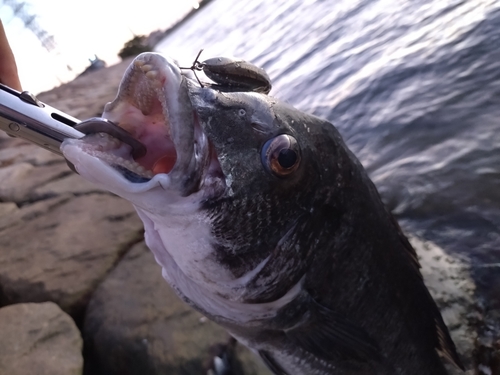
[155,0,215,44]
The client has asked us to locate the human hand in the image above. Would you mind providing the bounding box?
[0,20,22,91]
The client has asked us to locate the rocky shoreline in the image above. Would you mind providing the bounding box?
[0,58,480,374]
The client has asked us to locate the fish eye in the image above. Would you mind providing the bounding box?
[261,134,301,177]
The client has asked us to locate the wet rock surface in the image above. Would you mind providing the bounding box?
[0,59,485,374]
[0,302,83,375]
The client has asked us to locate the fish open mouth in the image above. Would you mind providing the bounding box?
[62,53,222,195]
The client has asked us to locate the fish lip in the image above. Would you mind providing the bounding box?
[63,52,225,197]
[103,52,193,181]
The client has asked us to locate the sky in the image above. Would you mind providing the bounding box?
[1,0,199,94]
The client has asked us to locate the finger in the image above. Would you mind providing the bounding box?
[0,20,22,91]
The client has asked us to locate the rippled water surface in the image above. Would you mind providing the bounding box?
[157,0,500,306]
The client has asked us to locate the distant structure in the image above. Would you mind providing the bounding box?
[77,55,106,77]
[1,0,56,52]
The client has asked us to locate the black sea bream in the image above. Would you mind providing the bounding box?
[61,53,463,375]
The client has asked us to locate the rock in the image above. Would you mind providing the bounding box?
[0,133,31,150]
[0,302,83,375]
[32,173,107,199]
[0,194,144,318]
[0,143,61,168]
[0,195,68,231]
[0,202,17,218]
[84,242,271,375]
[410,235,478,375]
[0,161,70,203]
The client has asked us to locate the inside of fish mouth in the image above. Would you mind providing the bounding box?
[73,117,162,181]
[73,71,184,182]
[73,92,181,182]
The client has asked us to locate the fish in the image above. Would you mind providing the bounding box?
[61,52,464,375]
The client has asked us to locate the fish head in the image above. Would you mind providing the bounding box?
[188,85,317,200]
[61,51,351,218]
[61,52,352,304]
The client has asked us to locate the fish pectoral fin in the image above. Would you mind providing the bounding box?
[436,319,465,370]
[286,298,381,363]
[259,350,290,375]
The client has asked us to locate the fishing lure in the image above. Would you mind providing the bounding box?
[181,49,272,94]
